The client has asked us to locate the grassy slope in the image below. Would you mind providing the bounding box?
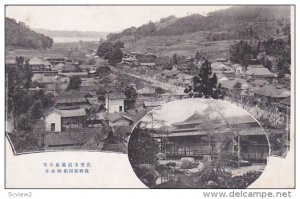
[121,31,232,58]
[111,6,290,59]
[118,19,289,59]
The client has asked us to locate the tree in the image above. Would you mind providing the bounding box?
[97,86,108,101]
[108,47,123,66]
[96,41,114,59]
[32,90,54,108]
[195,51,201,61]
[195,51,206,61]
[229,40,256,66]
[124,84,137,110]
[128,128,159,166]
[29,100,43,120]
[43,93,55,108]
[171,53,178,65]
[155,87,165,95]
[96,66,111,78]
[6,18,53,50]
[6,59,33,129]
[262,58,273,71]
[184,59,225,99]
[16,114,30,131]
[163,62,173,70]
[16,56,24,66]
[277,58,290,78]
[97,86,108,96]
[114,40,125,49]
[96,41,124,66]
[232,82,242,102]
[67,76,81,90]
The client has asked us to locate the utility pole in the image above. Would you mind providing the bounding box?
[237,134,240,168]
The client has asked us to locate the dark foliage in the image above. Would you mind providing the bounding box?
[28,100,43,120]
[96,41,124,66]
[184,59,225,99]
[67,76,82,90]
[230,38,291,78]
[128,128,159,166]
[6,18,53,49]
[6,62,54,130]
[108,47,123,66]
[263,37,291,77]
[6,58,33,117]
[96,41,114,59]
[229,40,257,66]
[155,87,165,95]
[108,6,290,42]
[124,84,137,110]
[7,132,44,154]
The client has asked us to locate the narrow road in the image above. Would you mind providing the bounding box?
[111,68,186,95]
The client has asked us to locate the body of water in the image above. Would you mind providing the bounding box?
[53,37,101,43]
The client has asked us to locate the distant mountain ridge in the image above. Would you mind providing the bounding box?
[107,6,291,58]
[108,6,290,40]
[35,28,109,39]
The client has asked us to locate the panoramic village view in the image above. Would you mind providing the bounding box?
[5,5,291,160]
[128,99,269,188]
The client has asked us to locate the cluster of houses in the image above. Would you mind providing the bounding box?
[42,85,151,150]
[121,51,158,67]
[116,51,291,126]
[6,55,151,152]
[6,48,291,153]
[42,85,169,150]
[119,52,291,119]
[210,59,290,114]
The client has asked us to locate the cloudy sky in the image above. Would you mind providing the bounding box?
[6,6,230,32]
[140,99,253,127]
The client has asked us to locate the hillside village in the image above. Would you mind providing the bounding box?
[5,6,291,156]
[5,47,291,155]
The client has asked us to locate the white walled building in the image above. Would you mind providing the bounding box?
[105,93,126,113]
[45,109,86,132]
[45,111,62,132]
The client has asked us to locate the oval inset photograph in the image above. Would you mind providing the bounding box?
[128,99,270,188]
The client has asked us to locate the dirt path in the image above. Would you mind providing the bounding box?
[111,68,186,95]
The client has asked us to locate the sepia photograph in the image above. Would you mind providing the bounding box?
[4,4,294,188]
[128,99,270,188]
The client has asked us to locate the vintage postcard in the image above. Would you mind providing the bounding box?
[4,5,295,188]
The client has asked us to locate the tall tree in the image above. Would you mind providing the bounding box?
[184,59,225,99]
[124,84,137,110]
[229,40,255,66]
[171,53,178,65]
[232,82,242,102]
[195,51,205,61]
[114,40,125,49]
[96,41,114,59]
[67,76,82,90]
[29,100,43,120]
[108,47,123,66]
[97,41,124,66]
[128,128,159,166]
[6,57,33,129]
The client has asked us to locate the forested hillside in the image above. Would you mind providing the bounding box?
[107,6,291,58]
[5,17,53,50]
[108,6,290,41]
